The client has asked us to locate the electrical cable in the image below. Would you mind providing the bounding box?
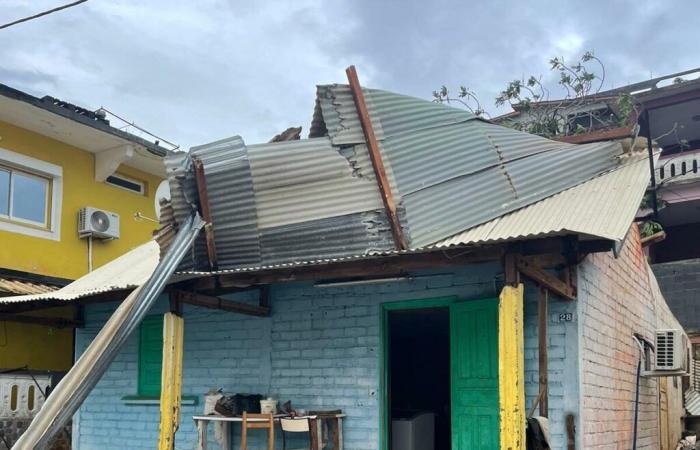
[0,1,88,30]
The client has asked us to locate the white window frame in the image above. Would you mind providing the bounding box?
[0,147,62,241]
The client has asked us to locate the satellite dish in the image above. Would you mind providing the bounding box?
[154,180,171,220]
[90,210,110,232]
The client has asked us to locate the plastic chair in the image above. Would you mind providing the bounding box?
[240,412,274,450]
[280,417,315,450]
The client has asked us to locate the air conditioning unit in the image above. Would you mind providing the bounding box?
[655,329,688,372]
[78,207,120,240]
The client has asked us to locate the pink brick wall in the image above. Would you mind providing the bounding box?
[578,225,685,449]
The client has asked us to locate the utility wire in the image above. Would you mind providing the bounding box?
[0,0,88,30]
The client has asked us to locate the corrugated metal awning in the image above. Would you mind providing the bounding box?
[433,154,652,248]
[0,240,160,305]
[0,278,58,296]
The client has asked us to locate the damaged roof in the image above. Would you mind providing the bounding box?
[168,84,632,272]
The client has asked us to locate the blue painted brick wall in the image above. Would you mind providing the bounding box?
[74,262,578,450]
[522,283,579,450]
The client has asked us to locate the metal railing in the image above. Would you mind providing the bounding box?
[656,151,700,186]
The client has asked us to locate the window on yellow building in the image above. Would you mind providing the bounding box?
[0,147,62,241]
[0,166,51,227]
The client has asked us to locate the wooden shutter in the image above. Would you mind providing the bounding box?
[138,315,164,396]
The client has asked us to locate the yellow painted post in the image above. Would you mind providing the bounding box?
[158,312,184,450]
[499,283,526,450]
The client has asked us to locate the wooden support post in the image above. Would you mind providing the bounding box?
[259,285,270,309]
[192,157,218,271]
[158,312,185,450]
[566,414,576,450]
[504,253,520,286]
[499,283,525,450]
[346,65,407,250]
[538,287,549,418]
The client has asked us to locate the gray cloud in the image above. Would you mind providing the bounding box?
[1,0,698,149]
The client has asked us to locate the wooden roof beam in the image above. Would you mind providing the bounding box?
[346,65,408,250]
[172,290,270,317]
[192,157,218,271]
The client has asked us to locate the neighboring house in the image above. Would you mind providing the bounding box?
[0,83,171,446]
[497,68,700,410]
[8,83,690,450]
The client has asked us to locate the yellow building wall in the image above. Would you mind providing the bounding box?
[0,307,75,371]
[0,120,164,371]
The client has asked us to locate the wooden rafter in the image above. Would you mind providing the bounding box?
[192,157,218,271]
[516,256,576,301]
[0,313,83,328]
[186,236,611,293]
[346,65,407,250]
[172,290,270,317]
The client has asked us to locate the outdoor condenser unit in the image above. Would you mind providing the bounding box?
[78,207,120,239]
[655,329,689,372]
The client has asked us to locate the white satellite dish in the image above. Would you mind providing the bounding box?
[154,180,171,220]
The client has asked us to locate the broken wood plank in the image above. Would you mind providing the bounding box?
[192,157,218,271]
[538,287,549,418]
[516,256,576,301]
[346,65,407,251]
[641,230,666,247]
[173,290,270,317]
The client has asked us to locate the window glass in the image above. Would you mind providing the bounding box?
[11,171,48,224]
[0,169,8,216]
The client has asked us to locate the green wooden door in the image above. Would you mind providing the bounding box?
[450,299,499,450]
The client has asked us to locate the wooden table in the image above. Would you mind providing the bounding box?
[192,414,345,450]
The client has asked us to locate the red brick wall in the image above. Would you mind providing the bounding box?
[577,224,685,449]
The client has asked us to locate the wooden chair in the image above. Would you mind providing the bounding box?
[280,417,316,450]
[240,412,274,450]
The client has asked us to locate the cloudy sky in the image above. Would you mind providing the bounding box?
[1,0,699,149]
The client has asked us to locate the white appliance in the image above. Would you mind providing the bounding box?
[78,207,120,239]
[655,329,688,371]
[392,411,435,450]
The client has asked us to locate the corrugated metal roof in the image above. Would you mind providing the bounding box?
[165,84,632,272]
[191,136,262,267]
[310,85,475,145]
[434,155,651,247]
[259,210,393,265]
[0,241,160,304]
[176,155,650,277]
[247,137,383,229]
[0,278,58,296]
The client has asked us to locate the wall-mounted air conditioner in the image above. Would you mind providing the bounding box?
[655,329,688,371]
[642,329,690,377]
[78,207,120,240]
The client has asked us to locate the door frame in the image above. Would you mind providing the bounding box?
[379,296,458,450]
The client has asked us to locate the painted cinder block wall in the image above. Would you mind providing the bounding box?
[72,230,684,450]
[576,225,686,450]
[73,262,577,450]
